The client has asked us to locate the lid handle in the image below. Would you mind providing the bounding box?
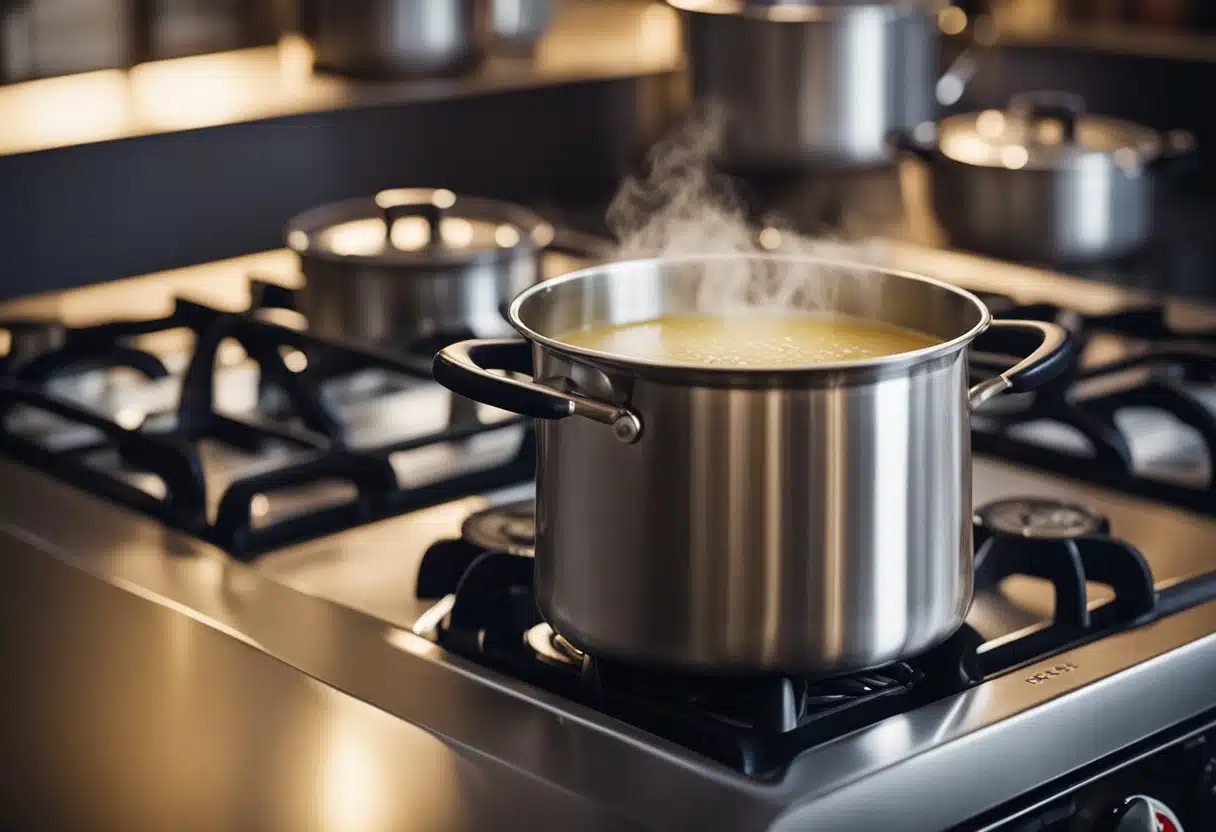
[1009,90,1085,143]
[381,201,443,250]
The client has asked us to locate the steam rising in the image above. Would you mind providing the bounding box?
[605,106,886,315]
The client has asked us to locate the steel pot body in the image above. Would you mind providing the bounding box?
[302,0,491,77]
[924,156,1153,264]
[890,92,1196,263]
[287,190,556,345]
[433,255,1073,674]
[675,1,938,170]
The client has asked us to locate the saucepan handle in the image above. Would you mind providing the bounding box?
[967,319,1076,410]
[432,339,643,444]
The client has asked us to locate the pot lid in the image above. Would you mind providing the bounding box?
[935,91,1164,172]
[285,188,554,265]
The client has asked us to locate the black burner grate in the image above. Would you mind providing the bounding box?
[970,292,1216,516]
[0,280,535,558]
[414,501,1216,779]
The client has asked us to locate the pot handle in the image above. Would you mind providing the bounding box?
[382,201,443,248]
[432,339,643,444]
[968,319,1075,410]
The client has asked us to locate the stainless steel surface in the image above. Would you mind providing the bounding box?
[303,0,491,77]
[673,0,937,169]
[434,254,1070,674]
[287,188,553,343]
[1,455,1214,831]
[0,529,636,832]
[492,0,552,53]
[893,94,1196,263]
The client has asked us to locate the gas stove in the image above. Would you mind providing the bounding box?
[0,241,1213,831]
[410,493,1193,781]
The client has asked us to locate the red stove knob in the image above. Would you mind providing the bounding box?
[1103,795,1185,832]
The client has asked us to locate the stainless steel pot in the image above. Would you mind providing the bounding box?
[671,0,939,170]
[432,254,1074,674]
[287,188,558,346]
[890,91,1197,263]
[300,0,491,77]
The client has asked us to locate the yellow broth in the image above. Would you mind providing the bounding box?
[555,313,941,368]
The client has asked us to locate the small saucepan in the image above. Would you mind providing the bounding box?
[890,91,1196,264]
[432,254,1076,675]
[286,188,610,349]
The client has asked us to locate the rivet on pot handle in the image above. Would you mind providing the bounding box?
[432,339,643,444]
[967,319,1076,410]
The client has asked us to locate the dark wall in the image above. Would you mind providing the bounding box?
[0,74,677,299]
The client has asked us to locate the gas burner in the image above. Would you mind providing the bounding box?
[968,300,1216,516]
[461,501,536,556]
[0,282,536,559]
[975,497,1109,541]
[524,622,584,667]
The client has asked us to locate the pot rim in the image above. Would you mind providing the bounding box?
[507,253,993,376]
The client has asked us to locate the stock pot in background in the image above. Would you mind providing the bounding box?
[671,0,939,170]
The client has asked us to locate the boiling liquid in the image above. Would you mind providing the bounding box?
[556,313,940,368]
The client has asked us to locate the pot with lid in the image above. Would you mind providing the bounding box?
[432,254,1075,674]
[287,188,568,347]
[890,91,1196,263]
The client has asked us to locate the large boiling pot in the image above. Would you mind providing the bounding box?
[433,254,1074,675]
[671,0,940,170]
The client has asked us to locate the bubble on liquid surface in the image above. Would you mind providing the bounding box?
[557,313,939,368]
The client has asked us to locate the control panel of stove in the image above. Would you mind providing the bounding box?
[985,718,1214,831]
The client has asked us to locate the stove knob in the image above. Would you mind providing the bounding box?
[1101,795,1185,832]
[1105,797,1156,832]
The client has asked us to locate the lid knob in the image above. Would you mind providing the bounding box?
[377,194,444,250]
[1009,90,1085,144]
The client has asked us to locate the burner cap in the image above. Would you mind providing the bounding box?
[460,501,535,556]
[524,623,584,668]
[975,497,1107,541]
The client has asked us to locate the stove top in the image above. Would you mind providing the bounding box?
[403,482,1211,779]
[0,241,1214,830]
